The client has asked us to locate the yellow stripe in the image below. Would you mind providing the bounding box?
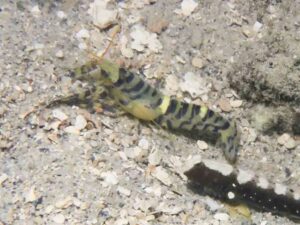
[199,106,208,118]
[158,96,170,114]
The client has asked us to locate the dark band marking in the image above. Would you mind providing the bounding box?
[208,110,214,118]
[176,102,189,119]
[101,69,110,78]
[179,120,192,129]
[166,120,173,130]
[130,84,151,100]
[113,77,125,87]
[151,97,163,108]
[151,89,158,97]
[154,115,163,125]
[119,98,129,106]
[125,71,134,83]
[126,80,144,93]
[165,99,178,115]
[191,105,200,118]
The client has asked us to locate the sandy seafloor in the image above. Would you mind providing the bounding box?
[0,0,299,224]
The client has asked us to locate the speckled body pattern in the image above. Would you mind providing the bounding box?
[51,59,299,222]
[185,163,300,222]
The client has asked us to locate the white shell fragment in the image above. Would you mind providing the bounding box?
[130,25,163,53]
[151,166,172,186]
[277,133,297,149]
[179,72,210,98]
[52,214,65,224]
[25,186,38,203]
[197,140,208,150]
[203,160,233,176]
[237,169,255,184]
[101,171,119,186]
[148,149,162,166]
[214,212,229,221]
[75,29,90,40]
[52,109,68,121]
[74,115,87,130]
[175,0,199,17]
[117,186,131,196]
[0,173,8,186]
[88,0,118,29]
[55,196,73,209]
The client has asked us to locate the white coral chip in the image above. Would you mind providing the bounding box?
[175,0,198,17]
[152,166,172,186]
[237,169,255,184]
[130,25,162,53]
[203,160,233,176]
[274,183,287,195]
[179,72,210,98]
[88,0,118,29]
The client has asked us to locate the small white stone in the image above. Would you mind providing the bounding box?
[117,186,131,196]
[25,186,38,203]
[253,21,263,32]
[52,109,68,121]
[214,212,229,221]
[237,169,255,184]
[64,126,80,135]
[277,133,290,145]
[152,166,172,186]
[230,99,243,108]
[78,42,88,50]
[88,0,117,29]
[55,50,64,58]
[75,115,87,130]
[179,72,210,98]
[0,173,8,186]
[203,197,222,211]
[31,5,41,17]
[197,140,208,150]
[52,214,65,224]
[148,149,162,166]
[285,137,296,149]
[75,29,90,40]
[175,0,198,17]
[55,196,73,209]
[57,11,67,19]
[101,171,119,186]
[203,160,233,176]
[138,138,149,150]
[274,183,287,195]
[191,57,204,68]
[257,177,269,189]
[45,205,54,214]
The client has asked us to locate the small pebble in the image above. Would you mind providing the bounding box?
[192,57,204,68]
[218,98,232,112]
[213,212,229,221]
[148,149,162,165]
[75,29,90,40]
[175,0,198,16]
[197,140,208,150]
[152,166,172,186]
[25,186,38,203]
[101,171,119,186]
[31,5,41,17]
[117,186,131,196]
[138,138,149,150]
[56,11,67,19]
[52,214,65,224]
[277,133,296,149]
[75,115,87,130]
[64,126,80,135]
[230,99,243,108]
[52,109,68,121]
[55,50,64,58]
